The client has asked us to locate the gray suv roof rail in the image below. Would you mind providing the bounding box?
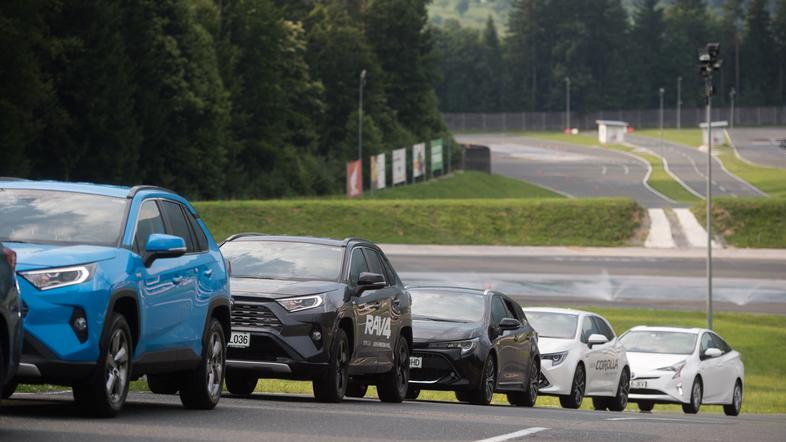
[0,177,30,181]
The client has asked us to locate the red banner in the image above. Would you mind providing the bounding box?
[346,160,363,198]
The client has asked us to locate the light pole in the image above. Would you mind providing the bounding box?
[730,87,736,129]
[659,87,665,147]
[699,43,722,330]
[565,77,571,132]
[677,76,682,129]
[358,69,366,162]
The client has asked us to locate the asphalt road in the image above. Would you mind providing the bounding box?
[1,391,784,441]
[726,128,786,169]
[626,135,765,198]
[455,134,675,208]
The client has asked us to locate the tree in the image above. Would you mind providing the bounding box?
[718,0,743,104]
[662,0,711,107]
[479,16,504,111]
[628,0,666,108]
[456,0,469,17]
[741,0,776,105]
[774,0,786,105]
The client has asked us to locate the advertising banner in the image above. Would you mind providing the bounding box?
[370,155,378,190]
[392,148,406,185]
[346,160,362,198]
[375,153,386,190]
[412,143,425,178]
[430,139,443,173]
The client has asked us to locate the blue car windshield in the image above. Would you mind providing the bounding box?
[0,189,127,246]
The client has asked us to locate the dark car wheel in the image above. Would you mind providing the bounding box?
[179,318,226,409]
[455,391,471,402]
[73,313,132,417]
[377,335,410,403]
[508,357,538,407]
[723,381,742,416]
[313,328,349,402]
[638,401,655,412]
[560,364,585,409]
[682,378,702,414]
[346,382,368,398]
[468,355,496,405]
[2,383,17,399]
[147,374,179,395]
[592,397,609,411]
[225,371,258,396]
[406,386,420,400]
[607,367,630,412]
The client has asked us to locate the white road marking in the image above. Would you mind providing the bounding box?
[623,164,629,175]
[674,208,719,248]
[475,427,549,442]
[601,165,607,175]
[644,209,676,249]
[606,417,693,423]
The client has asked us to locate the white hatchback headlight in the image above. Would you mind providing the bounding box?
[541,351,569,367]
[21,264,96,291]
[276,294,324,312]
[657,360,687,379]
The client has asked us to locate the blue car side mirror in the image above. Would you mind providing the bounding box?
[144,234,186,267]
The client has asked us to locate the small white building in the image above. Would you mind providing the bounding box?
[596,120,629,144]
[699,121,728,147]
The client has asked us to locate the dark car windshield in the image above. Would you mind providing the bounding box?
[525,312,578,339]
[620,330,697,355]
[409,289,484,323]
[221,240,343,281]
[0,188,127,246]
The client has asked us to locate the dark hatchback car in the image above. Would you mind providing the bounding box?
[219,234,413,403]
[1,243,22,395]
[407,287,539,406]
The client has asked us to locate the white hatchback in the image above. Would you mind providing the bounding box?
[620,326,744,416]
[523,308,630,411]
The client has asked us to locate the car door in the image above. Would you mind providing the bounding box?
[707,332,736,403]
[347,247,378,371]
[580,315,604,395]
[501,297,533,387]
[362,248,399,372]
[134,200,189,353]
[590,316,620,394]
[698,332,724,402]
[489,295,517,386]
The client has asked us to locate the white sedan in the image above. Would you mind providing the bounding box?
[620,326,744,416]
[523,308,630,411]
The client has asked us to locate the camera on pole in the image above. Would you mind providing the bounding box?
[698,43,722,99]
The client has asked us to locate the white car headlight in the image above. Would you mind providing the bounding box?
[657,360,687,379]
[427,338,479,355]
[21,264,96,291]
[276,294,324,312]
[541,351,569,367]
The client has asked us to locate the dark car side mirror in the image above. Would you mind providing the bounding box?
[356,272,385,295]
[499,317,521,331]
[144,234,186,267]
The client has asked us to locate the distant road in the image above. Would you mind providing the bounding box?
[727,128,786,169]
[456,134,676,208]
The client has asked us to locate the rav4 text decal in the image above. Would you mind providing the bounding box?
[365,315,391,338]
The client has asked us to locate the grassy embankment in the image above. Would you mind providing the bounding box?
[233,308,785,414]
[365,171,563,199]
[635,128,703,147]
[519,131,699,203]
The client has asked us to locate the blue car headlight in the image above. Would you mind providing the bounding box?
[20,264,96,291]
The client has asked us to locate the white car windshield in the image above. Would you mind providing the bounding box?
[620,331,697,355]
[525,312,578,339]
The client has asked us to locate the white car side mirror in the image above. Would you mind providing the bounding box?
[704,347,722,358]
[588,334,609,348]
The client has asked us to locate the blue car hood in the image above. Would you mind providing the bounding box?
[8,243,118,271]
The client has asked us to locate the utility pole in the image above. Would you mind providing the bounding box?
[730,88,736,129]
[699,43,721,330]
[659,88,665,148]
[358,69,366,162]
[677,76,682,130]
[565,77,571,132]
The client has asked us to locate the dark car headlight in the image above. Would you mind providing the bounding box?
[427,338,479,356]
[541,351,569,367]
[276,294,324,312]
[20,264,96,291]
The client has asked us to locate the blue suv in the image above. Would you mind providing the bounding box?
[0,181,230,416]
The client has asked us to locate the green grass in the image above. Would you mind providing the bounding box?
[366,171,563,199]
[193,198,643,247]
[636,129,703,148]
[716,144,786,198]
[692,198,786,248]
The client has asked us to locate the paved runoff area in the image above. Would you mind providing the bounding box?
[455,134,676,208]
[382,245,786,314]
[1,391,784,441]
[726,127,786,169]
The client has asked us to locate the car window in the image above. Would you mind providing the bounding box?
[580,316,596,344]
[160,201,196,253]
[380,255,399,286]
[187,213,208,252]
[362,249,387,284]
[502,298,521,321]
[700,332,713,353]
[134,201,166,253]
[592,316,615,340]
[348,248,369,284]
[710,332,732,353]
[490,296,510,326]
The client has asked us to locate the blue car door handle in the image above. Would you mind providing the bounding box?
[172,276,184,285]
[204,268,213,278]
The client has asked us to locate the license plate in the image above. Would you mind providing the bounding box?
[409,356,422,369]
[631,380,647,389]
[228,332,251,348]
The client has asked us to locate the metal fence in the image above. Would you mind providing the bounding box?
[443,106,786,132]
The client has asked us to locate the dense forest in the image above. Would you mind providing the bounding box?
[435,0,786,112]
[1,0,446,199]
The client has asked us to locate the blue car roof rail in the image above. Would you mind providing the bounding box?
[126,185,177,198]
